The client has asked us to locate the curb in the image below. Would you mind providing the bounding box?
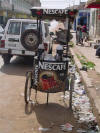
[70,47,100,124]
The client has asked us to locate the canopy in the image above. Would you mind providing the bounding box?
[85,0,100,8]
[30,7,78,21]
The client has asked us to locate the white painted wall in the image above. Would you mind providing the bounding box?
[89,8,100,39]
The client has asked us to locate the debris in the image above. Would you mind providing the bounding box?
[61,63,100,132]
[60,123,74,132]
[74,89,86,96]
[32,128,34,131]
[20,93,24,97]
[88,130,96,133]
[38,127,50,132]
[77,128,87,133]
[61,95,69,99]
[49,122,55,128]
[96,88,99,90]
[80,66,87,71]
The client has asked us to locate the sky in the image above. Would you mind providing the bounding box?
[40,0,88,8]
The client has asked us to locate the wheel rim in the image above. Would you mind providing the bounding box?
[25,33,38,47]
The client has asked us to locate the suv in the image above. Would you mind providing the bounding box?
[0,19,52,64]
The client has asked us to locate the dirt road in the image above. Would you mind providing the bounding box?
[0,55,83,133]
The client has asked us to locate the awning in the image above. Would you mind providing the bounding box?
[85,0,100,8]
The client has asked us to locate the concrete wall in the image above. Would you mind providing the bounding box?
[89,9,96,38]
[89,8,100,39]
[96,9,100,38]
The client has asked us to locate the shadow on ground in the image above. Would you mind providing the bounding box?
[25,103,81,133]
[0,56,33,76]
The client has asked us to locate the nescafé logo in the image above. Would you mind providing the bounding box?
[43,9,68,15]
[39,61,66,71]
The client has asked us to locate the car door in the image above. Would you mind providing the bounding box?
[5,21,22,50]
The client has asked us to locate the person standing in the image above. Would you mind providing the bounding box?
[76,26,80,45]
[81,24,87,46]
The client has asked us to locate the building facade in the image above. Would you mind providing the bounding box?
[75,9,90,30]
[0,0,41,27]
[89,8,100,39]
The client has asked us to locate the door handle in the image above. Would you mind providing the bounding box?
[8,38,19,42]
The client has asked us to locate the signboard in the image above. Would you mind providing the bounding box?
[34,58,68,93]
[30,8,78,21]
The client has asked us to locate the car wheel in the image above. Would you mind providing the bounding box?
[2,55,11,65]
[24,72,33,104]
[21,29,39,51]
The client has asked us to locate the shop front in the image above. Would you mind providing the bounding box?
[86,0,100,38]
[0,10,8,27]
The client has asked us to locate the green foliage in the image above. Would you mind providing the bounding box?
[69,41,74,47]
[76,54,95,69]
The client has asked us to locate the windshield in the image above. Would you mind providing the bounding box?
[22,22,37,33]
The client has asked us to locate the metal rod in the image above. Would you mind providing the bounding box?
[47,93,49,105]
[38,19,41,44]
[35,90,37,103]
[66,17,70,53]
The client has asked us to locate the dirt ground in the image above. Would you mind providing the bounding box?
[0,44,86,133]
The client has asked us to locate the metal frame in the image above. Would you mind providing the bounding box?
[24,8,77,107]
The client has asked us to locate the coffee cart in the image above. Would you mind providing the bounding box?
[24,7,78,108]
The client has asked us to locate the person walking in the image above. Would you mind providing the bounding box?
[76,26,80,45]
[76,25,82,45]
[81,24,87,46]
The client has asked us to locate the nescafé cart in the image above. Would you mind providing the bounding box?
[24,7,78,108]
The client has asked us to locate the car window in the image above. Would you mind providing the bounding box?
[7,22,21,35]
[22,22,37,33]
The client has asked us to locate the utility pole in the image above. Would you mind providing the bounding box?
[10,0,12,4]
[79,0,81,5]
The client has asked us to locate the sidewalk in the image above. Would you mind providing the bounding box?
[71,31,100,74]
[70,33,100,125]
[75,46,100,74]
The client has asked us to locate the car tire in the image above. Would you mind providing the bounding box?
[2,55,11,65]
[21,29,39,51]
[24,72,33,104]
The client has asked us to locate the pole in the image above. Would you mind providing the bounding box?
[79,0,81,5]
[66,17,70,53]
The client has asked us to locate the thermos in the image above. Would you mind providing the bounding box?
[38,44,45,60]
[55,44,63,61]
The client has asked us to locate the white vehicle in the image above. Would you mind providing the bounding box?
[0,19,52,64]
[0,25,4,40]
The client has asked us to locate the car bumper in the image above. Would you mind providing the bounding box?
[0,48,35,56]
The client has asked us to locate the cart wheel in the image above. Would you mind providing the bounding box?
[24,72,33,104]
[69,74,74,109]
